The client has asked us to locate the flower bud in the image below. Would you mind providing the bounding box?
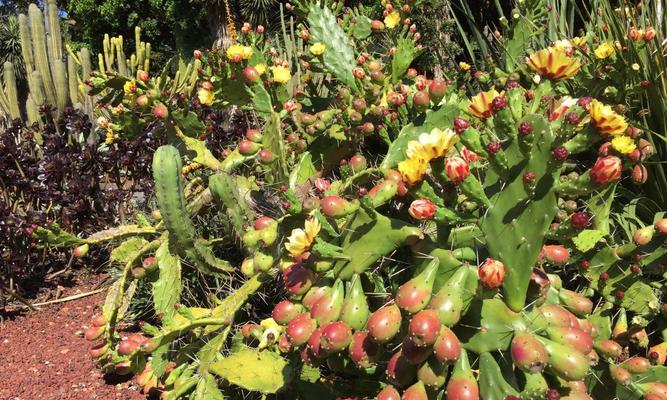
[631,164,648,184]
[479,258,506,289]
[444,156,470,183]
[590,156,622,184]
[408,199,436,220]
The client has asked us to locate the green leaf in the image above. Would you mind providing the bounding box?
[289,152,317,189]
[351,15,371,39]
[391,38,421,84]
[261,112,289,180]
[194,373,225,400]
[250,82,273,120]
[572,229,604,252]
[621,281,660,315]
[381,104,459,168]
[110,237,149,265]
[172,109,205,136]
[459,298,522,353]
[209,348,292,394]
[152,240,182,318]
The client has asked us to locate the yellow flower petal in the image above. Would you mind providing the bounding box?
[611,135,636,154]
[468,89,501,120]
[594,42,615,59]
[309,42,326,56]
[270,66,291,84]
[384,11,401,29]
[197,88,214,105]
[526,47,581,81]
[589,99,628,136]
[398,157,428,186]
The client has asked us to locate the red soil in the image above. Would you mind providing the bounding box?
[0,275,145,400]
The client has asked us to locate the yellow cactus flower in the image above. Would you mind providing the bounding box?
[226,44,251,62]
[594,42,615,59]
[285,217,321,256]
[309,42,326,56]
[468,89,501,120]
[589,99,628,136]
[398,156,429,186]
[526,47,581,81]
[197,88,214,105]
[552,39,573,52]
[611,135,637,154]
[571,36,587,47]
[123,80,137,94]
[258,318,283,349]
[406,128,458,161]
[254,63,267,75]
[270,65,291,84]
[384,11,401,29]
[458,61,471,71]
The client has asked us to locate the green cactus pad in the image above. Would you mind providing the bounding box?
[209,348,292,394]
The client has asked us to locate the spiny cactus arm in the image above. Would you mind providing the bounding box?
[479,352,521,400]
[208,272,273,326]
[174,127,223,170]
[18,14,34,76]
[53,59,68,114]
[481,114,561,312]
[3,62,21,119]
[209,173,255,238]
[460,298,523,354]
[67,56,79,106]
[25,96,40,125]
[391,37,422,84]
[261,111,289,181]
[209,348,292,394]
[29,70,45,105]
[333,209,423,280]
[32,223,158,248]
[152,240,182,319]
[28,4,57,108]
[46,0,62,61]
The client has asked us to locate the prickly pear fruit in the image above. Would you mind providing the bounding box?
[387,350,418,388]
[272,300,302,325]
[286,313,317,347]
[633,226,655,246]
[396,259,439,314]
[402,337,432,365]
[446,349,479,400]
[321,195,359,217]
[641,382,667,400]
[283,264,313,296]
[340,275,370,330]
[593,339,623,359]
[369,179,398,207]
[429,266,470,326]
[302,286,331,310]
[349,331,382,368]
[368,304,402,343]
[118,338,140,355]
[511,332,548,373]
[624,356,651,373]
[402,381,428,400]
[558,290,593,316]
[376,386,401,400]
[649,342,667,365]
[546,326,593,355]
[306,327,327,359]
[540,337,590,381]
[73,244,89,258]
[539,245,570,265]
[311,279,345,325]
[538,304,577,327]
[434,326,461,364]
[408,309,441,347]
[84,326,105,341]
[89,342,109,358]
[320,321,353,353]
[478,258,506,289]
[417,356,448,389]
[610,364,632,386]
[91,315,106,327]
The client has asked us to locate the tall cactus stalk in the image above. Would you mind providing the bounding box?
[3,63,21,119]
[28,3,57,109]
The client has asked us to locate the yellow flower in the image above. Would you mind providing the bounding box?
[254,63,267,75]
[468,89,501,120]
[285,218,320,256]
[589,99,628,136]
[571,36,587,47]
[197,88,214,105]
[270,65,291,84]
[258,318,283,349]
[226,44,251,62]
[553,39,573,52]
[459,61,471,71]
[526,47,581,81]
[631,63,640,71]
[309,42,326,56]
[123,80,137,94]
[406,128,458,161]
[398,157,429,186]
[384,11,401,29]
[611,135,636,154]
[594,42,615,59]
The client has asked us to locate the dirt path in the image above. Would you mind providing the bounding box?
[0,275,145,400]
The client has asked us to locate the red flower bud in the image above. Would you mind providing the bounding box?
[408,199,436,220]
[444,156,470,183]
[590,156,622,184]
[632,164,648,184]
[479,258,506,289]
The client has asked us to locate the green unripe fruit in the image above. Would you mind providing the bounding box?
[253,252,274,272]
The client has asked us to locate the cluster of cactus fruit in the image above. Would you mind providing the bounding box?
[29,0,667,399]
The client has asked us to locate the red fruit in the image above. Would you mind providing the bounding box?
[118,339,139,355]
[243,66,260,81]
[246,128,263,142]
[376,386,401,400]
[349,154,367,172]
[511,332,548,373]
[302,286,330,310]
[73,244,89,258]
[321,195,353,218]
[238,139,260,155]
[352,98,367,112]
[644,383,667,400]
[408,199,436,220]
[258,149,275,164]
[402,381,427,400]
[539,245,570,265]
[478,258,506,289]
[387,350,418,388]
[286,313,317,347]
[88,342,108,358]
[396,261,439,314]
[570,212,591,229]
[656,218,667,234]
[558,289,593,316]
[272,300,301,325]
[306,327,326,359]
[590,156,622,184]
[445,156,470,183]
[137,70,149,82]
[84,326,105,341]
[136,94,149,107]
[428,79,447,102]
[412,91,430,108]
[433,326,461,364]
[402,337,432,365]
[408,309,440,347]
[254,216,275,230]
[153,102,168,119]
[552,146,569,161]
[282,264,313,296]
[278,334,292,353]
[453,117,469,133]
[371,20,385,30]
[446,376,479,400]
[593,339,623,359]
[610,364,632,385]
[349,331,382,368]
[632,164,648,184]
[367,304,402,343]
[193,50,203,59]
[320,321,353,353]
[633,226,655,246]
[539,304,576,327]
[91,315,106,327]
[546,326,593,355]
[624,356,651,373]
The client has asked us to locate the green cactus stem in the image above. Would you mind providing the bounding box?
[209,348,292,394]
[2,62,21,119]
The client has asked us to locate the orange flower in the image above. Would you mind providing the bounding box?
[527,47,581,81]
[468,89,500,120]
[589,99,628,136]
